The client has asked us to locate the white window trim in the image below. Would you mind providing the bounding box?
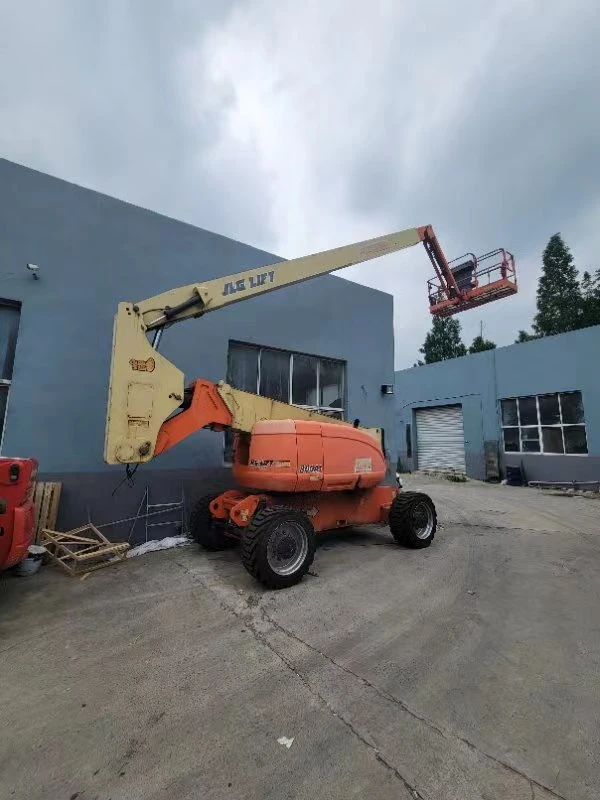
[501,392,588,456]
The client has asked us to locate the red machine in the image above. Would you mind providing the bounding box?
[0,457,38,571]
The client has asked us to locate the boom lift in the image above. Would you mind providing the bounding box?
[105,225,516,588]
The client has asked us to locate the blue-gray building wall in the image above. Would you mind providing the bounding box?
[395,326,600,482]
[0,159,397,537]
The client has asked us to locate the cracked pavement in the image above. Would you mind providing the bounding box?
[1,476,599,799]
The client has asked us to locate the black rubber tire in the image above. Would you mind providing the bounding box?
[240,506,316,590]
[389,492,437,549]
[189,494,238,552]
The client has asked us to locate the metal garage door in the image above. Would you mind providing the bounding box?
[415,405,466,472]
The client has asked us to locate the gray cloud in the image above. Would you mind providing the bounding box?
[0,0,272,247]
[1,1,598,365]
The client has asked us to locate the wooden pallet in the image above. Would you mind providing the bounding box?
[41,524,129,577]
[33,481,62,543]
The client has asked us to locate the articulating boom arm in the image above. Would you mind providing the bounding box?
[151,378,382,461]
[103,225,484,465]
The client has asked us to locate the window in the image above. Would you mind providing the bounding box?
[292,354,318,406]
[225,342,346,462]
[500,392,588,455]
[226,343,259,394]
[259,348,290,403]
[0,301,21,448]
[228,342,345,417]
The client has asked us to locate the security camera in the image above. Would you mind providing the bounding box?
[26,263,40,279]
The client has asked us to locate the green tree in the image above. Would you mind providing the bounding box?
[514,329,537,343]
[580,269,600,328]
[533,234,582,336]
[418,316,467,364]
[469,335,496,353]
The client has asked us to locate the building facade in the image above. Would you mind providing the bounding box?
[395,326,600,483]
[0,159,397,539]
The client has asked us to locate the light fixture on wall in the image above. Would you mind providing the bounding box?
[381,384,394,395]
[26,263,40,279]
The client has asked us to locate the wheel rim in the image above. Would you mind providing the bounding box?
[411,501,434,540]
[266,522,309,576]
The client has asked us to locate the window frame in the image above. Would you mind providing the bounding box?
[500,391,588,456]
[229,341,346,418]
[0,299,22,453]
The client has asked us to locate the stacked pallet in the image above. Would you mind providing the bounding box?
[32,481,62,543]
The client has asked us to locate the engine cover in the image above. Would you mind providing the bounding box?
[233,419,386,492]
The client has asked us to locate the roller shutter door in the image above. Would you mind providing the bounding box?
[415,405,466,472]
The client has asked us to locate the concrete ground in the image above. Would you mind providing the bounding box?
[2,476,600,800]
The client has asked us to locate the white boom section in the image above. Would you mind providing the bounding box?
[135,227,423,331]
[105,227,425,464]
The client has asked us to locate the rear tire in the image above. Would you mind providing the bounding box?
[240,506,316,590]
[189,494,237,552]
[389,492,436,549]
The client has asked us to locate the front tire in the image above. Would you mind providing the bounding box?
[389,492,436,548]
[189,494,237,552]
[240,506,316,589]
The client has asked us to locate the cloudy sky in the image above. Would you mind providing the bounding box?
[1,0,599,366]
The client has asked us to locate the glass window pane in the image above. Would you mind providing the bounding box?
[542,426,564,454]
[564,425,588,454]
[0,304,21,381]
[292,355,318,406]
[539,394,560,425]
[521,426,540,452]
[501,399,518,426]
[503,427,519,452]
[0,385,8,439]
[259,349,290,403]
[320,359,344,409]
[560,391,585,424]
[223,430,234,464]
[518,396,538,426]
[227,343,259,393]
